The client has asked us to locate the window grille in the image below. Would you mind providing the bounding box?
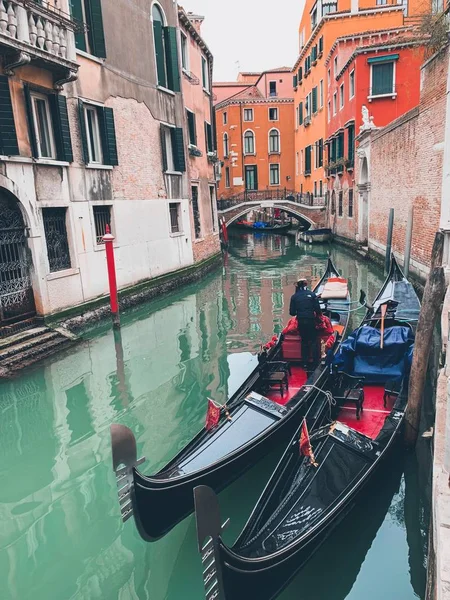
[43,208,71,272]
[93,205,112,244]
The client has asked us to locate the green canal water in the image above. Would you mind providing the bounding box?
[0,232,428,600]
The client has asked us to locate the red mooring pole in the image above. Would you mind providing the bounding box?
[103,224,120,329]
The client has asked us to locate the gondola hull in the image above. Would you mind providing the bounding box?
[231,223,292,234]
[300,228,333,244]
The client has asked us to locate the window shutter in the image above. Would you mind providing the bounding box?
[50,94,73,162]
[87,0,106,58]
[171,127,186,172]
[164,26,181,92]
[160,125,168,172]
[348,125,354,161]
[319,36,323,54]
[23,84,38,158]
[99,107,118,165]
[299,102,303,125]
[153,20,167,88]
[70,0,86,51]
[312,87,317,113]
[293,74,298,88]
[298,66,302,82]
[0,76,19,156]
[312,45,317,62]
[319,138,323,167]
[77,100,89,163]
[204,122,212,153]
[372,62,393,95]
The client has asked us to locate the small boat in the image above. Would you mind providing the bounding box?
[300,227,333,244]
[110,258,351,541]
[232,220,292,234]
[194,255,420,600]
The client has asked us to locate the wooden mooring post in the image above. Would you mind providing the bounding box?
[404,231,446,447]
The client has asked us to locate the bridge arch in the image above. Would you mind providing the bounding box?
[225,203,316,229]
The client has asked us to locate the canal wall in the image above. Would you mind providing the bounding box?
[45,251,222,333]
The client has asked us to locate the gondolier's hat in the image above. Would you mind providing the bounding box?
[296,278,308,288]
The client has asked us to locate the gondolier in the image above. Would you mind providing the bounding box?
[289,278,322,370]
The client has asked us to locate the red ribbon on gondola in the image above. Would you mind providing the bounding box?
[205,398,231,431]
[299,419,318,467]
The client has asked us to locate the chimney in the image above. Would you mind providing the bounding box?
[187,12,205,35]
[351,0,359,14]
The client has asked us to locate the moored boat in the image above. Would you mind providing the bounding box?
[232,220,292,234]
[110,258,352,541]
[300,227,333,244]
[194,255,420,600]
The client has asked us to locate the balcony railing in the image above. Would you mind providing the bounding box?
[0,0,80,79]
[217,189,327,211]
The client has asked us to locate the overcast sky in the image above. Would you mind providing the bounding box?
[182,1,304,81]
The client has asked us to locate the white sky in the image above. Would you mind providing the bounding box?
[182,0,304,81]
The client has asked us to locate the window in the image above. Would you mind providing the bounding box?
[70,0,107,58]
[320,80,324,108]
[348,189,354,218]
[205,121,213,153]
[225,167,230,188]
[348,124,355,163]
[338,191,343,216]
[223,111,227,125]
[191,186,201,238]
[337,131,344,159]
[152,5,180,92]
[349,70,355,98]
[340,83,344,109]
[43,208,71,272]
[93,205,112,244]
[30,92,56,159]
[299,102,303,125]
[333,92,337,115]
[269,129,280,153]
[244,130,255,154]
[223,133,229,157]
[376,0,387,4]
[202,56,210,91]
[269,81,277,97]
[169,202,181,233]
[181,31,189,71]
[305,92,312,118]
[160,124,186,173]
[79,102,118,166]
[269,164,280,186]
[316,138,323,168]
[311,5,318,29]
[314,181,317,197]
[370,60,396,97]
[319,180,323,196]
[305,145,312,175]
[269,107,279,121]
[319,36,323,55]
[327,100,331,123]
[334,56,338,75]
[243,108,254,122]
[296,152,299,176]
[0,76,19,156]
[245,165,258,190]
[312,87,318,114]
[209,186,217,232]
[327,69,331,87]
[322,2,337,14]
[186,109,197,146]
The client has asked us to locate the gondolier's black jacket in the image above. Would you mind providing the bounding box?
[289,288,322,320]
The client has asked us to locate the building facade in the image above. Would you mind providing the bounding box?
[0,0,219,325]
[214,69,295,199]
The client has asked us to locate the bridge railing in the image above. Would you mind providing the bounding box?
[217,190,327,211]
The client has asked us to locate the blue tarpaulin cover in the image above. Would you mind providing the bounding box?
[333,325,414,383]
[253,222,267,228]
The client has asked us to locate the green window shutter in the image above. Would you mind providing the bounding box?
[372,62,394,95]
[298,66,302,82]
[0,76,19,156]
[77,100,89,163]
[299,102,303,125]
[153,20,167,88]
[187,111,196,146]
[50,94,73,162]
[164,27,180,92]
[101,107,118,165]
[312,87,317,113]
[69,0,86,52]
[305,146,311,173]
[87,0,106,58]
[348,125,354,161]
[312,45,317,62]
[293,74,298,88]
[204,122,212,153]
[319,36,323,54]
[160,125,168,172]
[319,138,323,167]
[171,127,186,172]
[23,84,38,158]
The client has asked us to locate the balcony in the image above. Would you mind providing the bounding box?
[0,0,80,86]
[336,160,344,175]
[188,145,203,157]
[326,162,337,178]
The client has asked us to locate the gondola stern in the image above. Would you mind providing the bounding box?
[110,424,146,524]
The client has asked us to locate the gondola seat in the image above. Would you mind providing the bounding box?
[321,277,348,300]
[330,371,365,420]
[260,361,291,398]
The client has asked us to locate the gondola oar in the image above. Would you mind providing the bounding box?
[380,303,388,349]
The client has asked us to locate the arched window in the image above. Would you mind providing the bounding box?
[152,4,180,92]
[269,129,280,153]
[244,130,255,154]
[223,133,229,158]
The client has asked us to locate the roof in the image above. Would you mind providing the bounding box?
[178,6,212,60]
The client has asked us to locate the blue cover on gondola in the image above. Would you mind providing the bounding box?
[253,221,267,228]
[333,325,414,383]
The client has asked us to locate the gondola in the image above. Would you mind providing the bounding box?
[232,221,292,234]
[194,255,420,600]
[299,227,333,244]
[110,258,352,541]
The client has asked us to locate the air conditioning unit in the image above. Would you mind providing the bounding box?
[304,116,311,127]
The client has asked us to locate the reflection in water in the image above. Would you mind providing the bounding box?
[0,233,427,600]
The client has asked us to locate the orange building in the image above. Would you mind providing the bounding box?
[293,0,431,198]
[214,69,295,198]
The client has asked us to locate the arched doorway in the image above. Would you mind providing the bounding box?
[358,157,369,245]
[0,190,35,324]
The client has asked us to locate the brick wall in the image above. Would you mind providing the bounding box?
[367,47,448,278]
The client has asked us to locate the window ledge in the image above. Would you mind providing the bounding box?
[46,267,80,281]
[269,183,281,187]
[85,164,114,170]
[165,170,183,176]
[157,86,176,97]
[368,93,397,101]
[93,242,119,252]
[269,151,281,155]
[76,49,105,64]
[0,155,33,164]
[35,159,71,167]
[243,153,256,157]
[170,231,185,238]
[194,237,205,243]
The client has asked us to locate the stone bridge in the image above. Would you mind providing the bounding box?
[217,193,328,230]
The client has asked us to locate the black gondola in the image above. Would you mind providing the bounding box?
[110,258,352,541]
[232,221,292,234]
[194,255,420,600]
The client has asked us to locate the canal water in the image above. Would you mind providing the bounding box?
[0,232,428,600]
